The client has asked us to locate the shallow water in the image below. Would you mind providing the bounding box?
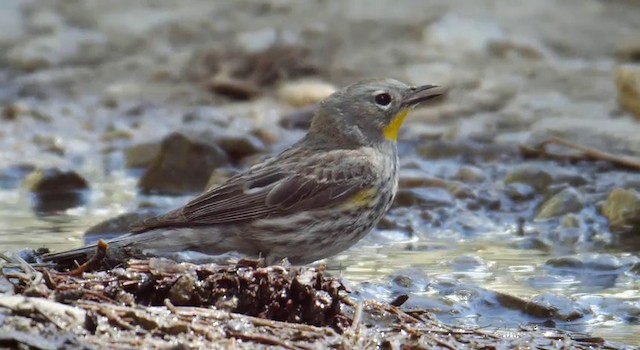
[2,154,639,345]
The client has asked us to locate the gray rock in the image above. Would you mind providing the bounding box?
[504,165,552,192]
[535,187,584,220]
[453,165,487,184]
[216,134,265,162]
[124,142,162,169]
[25,168,89,194]
[84,211,159,244]
[615,64,640,119]
[506,183,536,201]
[393,188,454,209]
[23,168,90,213]
[138,132,228,195]
[602,188,640,234]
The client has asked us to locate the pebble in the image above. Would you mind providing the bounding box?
[277,80,336,107]
[535,187,584,221]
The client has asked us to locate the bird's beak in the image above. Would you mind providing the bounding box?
[401,84,446,108]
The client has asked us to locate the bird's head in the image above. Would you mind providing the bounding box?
[309,78,445,146]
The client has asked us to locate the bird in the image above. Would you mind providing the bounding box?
[42,78,444,266]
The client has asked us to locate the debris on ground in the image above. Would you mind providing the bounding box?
[0,257,631,349]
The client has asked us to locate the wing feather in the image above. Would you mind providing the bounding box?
[131,148,377,233]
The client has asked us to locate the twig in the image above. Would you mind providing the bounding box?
[67,240,109,276]
[520,137,640,170]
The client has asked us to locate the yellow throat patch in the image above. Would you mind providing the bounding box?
[383,109,410,141]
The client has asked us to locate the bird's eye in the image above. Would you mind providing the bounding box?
[374,92,392,106]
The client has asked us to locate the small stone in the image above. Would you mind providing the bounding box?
[25,168,89,194]
[417,140,466,159]
[398,171,448,189]
[602,188,640,234]
[124,142,162,169]
[453,165,487,183]
[277,80,336,107]
[84,211,159,242]
[446,182,474,199]
[208,78,260,100]
[205,168,238,191]
[23,168,90,213]
[2,103,31,121]
[535,187,584,221]
[251,127,280,145]
[182,106,229,127]
[615,64,640,119]
[138,132,229,195]
[504,165,552,192]
[168,274,196,306]
[216,134,265,162]
[279,105,316,130]
[616,35,640,62]
[561,214,580,228]
[475,189,501,210]
[505,183,536,201]
[393,188,453,209]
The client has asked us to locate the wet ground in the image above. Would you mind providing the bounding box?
[1,0,640,346]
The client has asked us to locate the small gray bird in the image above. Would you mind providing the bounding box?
[43,78,444,266]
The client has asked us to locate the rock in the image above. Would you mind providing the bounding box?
[138,133,228,195]
[23,168,90,213]
[251,127,280,145]
[168,274,196,306]
[505,183,536,201]
[216,134,265,162]
[416,140,466,159]
[535,187,584,220]
[2,102,31,121]
[277,80,336,107]
[279,105,316,130]
[615,64,640,119]
[393,188,453,209]
[25,168,89,194]
[602,188,640,234]
[453,166,487,184]
[495,291,585,321]
[84,211,159,244]
[398,170,448,189]
[205,168,238,191]
[504,166,552,192]
[207,78,260,100]
[616,35,640,62]
[561,214,580,228]
[182,107,229,127]
[446,182,474,199]
[124,142,162,169]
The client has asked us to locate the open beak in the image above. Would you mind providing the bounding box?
[401,84,446,108]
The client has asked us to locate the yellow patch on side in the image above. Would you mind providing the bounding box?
[342,188,377,209]
[383,109,410,141]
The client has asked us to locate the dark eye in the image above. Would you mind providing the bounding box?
[374,92,392,106]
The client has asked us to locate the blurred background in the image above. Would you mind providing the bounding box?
[1,0,639,345]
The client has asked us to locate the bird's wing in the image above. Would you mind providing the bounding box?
[131,149,377,232]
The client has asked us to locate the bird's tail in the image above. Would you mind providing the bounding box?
[40,233,141,268]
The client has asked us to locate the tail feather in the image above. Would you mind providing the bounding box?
[41,244,99,265]
[41,233,140,267]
